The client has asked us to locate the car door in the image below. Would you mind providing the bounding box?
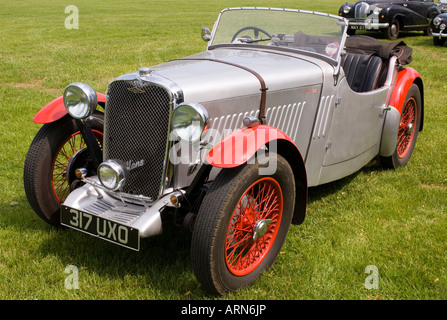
[317,75,389,184]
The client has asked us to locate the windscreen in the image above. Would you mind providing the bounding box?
[210,8,347,62]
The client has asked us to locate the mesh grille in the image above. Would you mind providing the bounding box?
[355,2,370,19]
[104,80,172,200]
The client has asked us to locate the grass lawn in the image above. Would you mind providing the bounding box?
[0,0,446,301]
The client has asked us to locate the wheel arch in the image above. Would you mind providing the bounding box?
[205,124,307,225]
[274,138,307,225]
[33,92,106,124]
[389,67,424,131]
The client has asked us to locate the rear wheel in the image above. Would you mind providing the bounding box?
[380,84,421,168]
[191,153,295,295]
[23,113,103,226]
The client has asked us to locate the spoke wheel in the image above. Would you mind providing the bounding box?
[380,84,421,169]
[24,113,103,226]
[225,177,283,276]
[51,129,103,203]
[397,97,416,159]
[191,153,296,295]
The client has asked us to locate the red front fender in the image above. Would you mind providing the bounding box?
[206,124,307,225]
[206,124,297,168]
[33,92,106,124]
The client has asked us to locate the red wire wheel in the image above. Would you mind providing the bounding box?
[225,177,283,276]
[191,153,297,295]
[51,129,103,203]
[397,96,416,159]
[380,83,421,169]
[24,113,103,226]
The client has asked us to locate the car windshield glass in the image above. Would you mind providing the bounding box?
[210,8,347,61]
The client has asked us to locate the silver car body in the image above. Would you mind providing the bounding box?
[62,8,407,249]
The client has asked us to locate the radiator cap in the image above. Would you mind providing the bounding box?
[139,67,153,77]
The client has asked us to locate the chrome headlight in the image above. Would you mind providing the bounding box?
[343,5,351,14]
[170,102,209,142]
[98,160,128,191]
[63,83,97,119]
[373,7,382,15]
[434,17,442,26]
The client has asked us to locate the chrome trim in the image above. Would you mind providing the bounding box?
[105,70,184,200]
[82,175,155,205]
[384,56,398,88]
[348,21,389,29]
[354,2,369,20]
[98,159,128,191]
[62,177,169,239]
[432,32,447,37]
[171,102,210,142]
[63,82,98,119]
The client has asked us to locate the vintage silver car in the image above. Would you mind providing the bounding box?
[24,8,424,295]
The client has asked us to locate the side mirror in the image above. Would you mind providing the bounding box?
[201,27,211,42]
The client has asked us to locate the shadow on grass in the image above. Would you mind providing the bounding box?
[307,158,385,204]
[3,196,208,298]
[7,158,388,298]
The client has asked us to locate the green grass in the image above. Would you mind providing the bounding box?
[1,0,446,300]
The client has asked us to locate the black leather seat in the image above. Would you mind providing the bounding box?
[341,52,383,93]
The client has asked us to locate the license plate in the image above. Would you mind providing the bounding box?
[61,206,140,251]
[350,25,365,30]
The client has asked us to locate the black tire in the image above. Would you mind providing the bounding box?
[380,84,421,169]
[23,113,103,227]
[433,37,446,46]
[191,153,295,295]
[347,28,356,36]
[384,18,400,40]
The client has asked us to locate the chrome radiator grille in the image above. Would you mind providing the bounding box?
[104,80,172,200]
[355,2,370,19]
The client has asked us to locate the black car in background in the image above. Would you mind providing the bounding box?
[431,12,447,45]
[339,0,441,40]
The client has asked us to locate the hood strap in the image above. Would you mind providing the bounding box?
[171,58,268,124]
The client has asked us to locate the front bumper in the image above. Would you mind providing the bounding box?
[348,20,389,30]
[432,32,447,38]
[61,177,176,251]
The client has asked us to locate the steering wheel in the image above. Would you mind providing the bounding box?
[231,26,272,43]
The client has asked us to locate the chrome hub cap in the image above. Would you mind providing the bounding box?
[253,219,273,241]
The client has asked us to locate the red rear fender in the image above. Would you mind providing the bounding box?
[389,67,422,114]
[33,92,106,124]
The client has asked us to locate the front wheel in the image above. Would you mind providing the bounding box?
[191,153,296,295]
[380,84,421,169]
[383,18,400,40]
[23,113,103,226]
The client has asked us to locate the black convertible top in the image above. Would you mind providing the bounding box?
[345,35,413,65]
